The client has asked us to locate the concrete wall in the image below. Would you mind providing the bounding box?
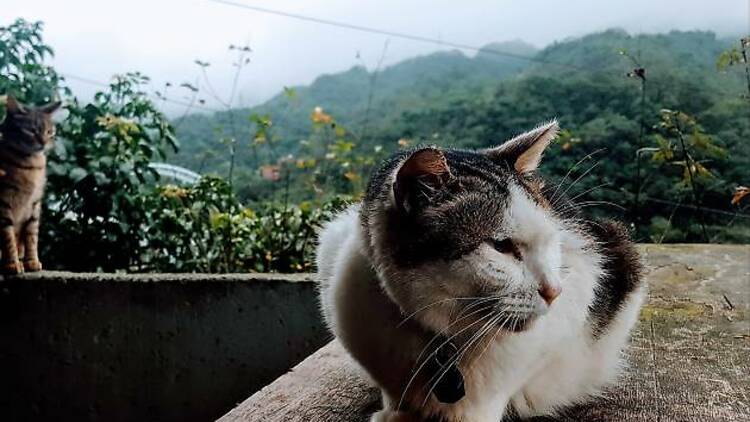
[0,272,331,422]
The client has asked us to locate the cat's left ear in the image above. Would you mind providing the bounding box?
[392,147,452,213]
[484,120,559,174]
[39,100,62,115]
[5,96,27,115]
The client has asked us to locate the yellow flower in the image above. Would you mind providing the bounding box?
[397,138,411,147]
[161,184,188,199]
[241,208,256,219]
[311,106,333,124]
[96,114,140,140]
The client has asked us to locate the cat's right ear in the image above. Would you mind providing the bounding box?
[5,96,27,115]
[484,120,559,174]
[392,147,452,213]
[39,100,62,115]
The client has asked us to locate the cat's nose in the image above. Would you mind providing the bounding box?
[538,283,561,305]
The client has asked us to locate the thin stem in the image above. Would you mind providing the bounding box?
[633,77,646,225]
[741,37,750,101]
[657,195,683,244]
[674,121,709,242]
[359,39,390,142]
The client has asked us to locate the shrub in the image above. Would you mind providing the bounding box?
[140,177,351,273]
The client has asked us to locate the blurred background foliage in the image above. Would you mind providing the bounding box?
[0,18,748,273]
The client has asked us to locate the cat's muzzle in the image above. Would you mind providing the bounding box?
[493,292,548,332]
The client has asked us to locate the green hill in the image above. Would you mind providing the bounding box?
[171,30,743,172]
[169,29,749,243]
[170,40,538,172]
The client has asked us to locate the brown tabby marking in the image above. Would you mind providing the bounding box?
[0,96,61,274]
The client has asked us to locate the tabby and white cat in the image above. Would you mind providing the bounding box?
[317,121,645,421]
[0,96,61,274]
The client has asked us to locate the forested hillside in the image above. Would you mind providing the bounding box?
[170,29,749,243]
[172,39,537,172]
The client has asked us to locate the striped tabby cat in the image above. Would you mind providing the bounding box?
[0,96,61,274]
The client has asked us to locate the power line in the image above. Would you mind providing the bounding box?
[643,196,750,219]
[206,0,594,72]
[61,72,221,113]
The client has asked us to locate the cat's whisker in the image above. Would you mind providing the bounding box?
[421,312,503,408]
[402,302,499,407]
[398,313,493,411]
[398,297,492,327]
[475,324,505,367]
[425,312,502,389]
[567,181,611,204]
[555,198,627,218]
[475,311,519,363]
[562,200,626,213]
[548,148,606,206]
[462,312,513,371]
[552,160,602,209]
[451,296,502,321]
[412,303,498,373]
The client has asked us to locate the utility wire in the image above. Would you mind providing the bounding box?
[63,2,619,112]
[206,0,595,72]
[61,71,747,220]
[643,196,750,219]
[61,72,221,112]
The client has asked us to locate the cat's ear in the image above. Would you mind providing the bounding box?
[484,120,559,174]
[393,147,451,213]
[39,100,62,115]
[5,96,27,115]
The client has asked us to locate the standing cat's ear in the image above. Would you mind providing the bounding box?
[392,147,452,213]
[5,96,27,115]
[484,120,559,174]
[39,100,62,115]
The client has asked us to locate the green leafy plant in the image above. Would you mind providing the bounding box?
[141,176,350,272]
[42,72,178,271]
[0,18,62,109]
[646,109,728,242]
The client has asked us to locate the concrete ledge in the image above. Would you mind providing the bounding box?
[0,271,330,422]
[219,245,750,422]
[6,271,314,283]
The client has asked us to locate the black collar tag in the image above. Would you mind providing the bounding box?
[431,341,465,404]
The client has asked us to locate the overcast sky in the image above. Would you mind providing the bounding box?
[5,0,748,114]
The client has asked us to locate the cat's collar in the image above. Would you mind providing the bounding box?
[427,340,466,404]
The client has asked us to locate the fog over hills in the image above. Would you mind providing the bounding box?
[7,0,745,112]
[170,29,744,177]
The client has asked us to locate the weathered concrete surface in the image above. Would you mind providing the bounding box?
[219,244,750,422]
[0,272,330,422]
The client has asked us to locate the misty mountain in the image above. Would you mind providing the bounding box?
[170,40,538,171]
[169,30,744,180]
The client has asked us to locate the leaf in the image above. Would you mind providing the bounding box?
[716,47,743,71]
[70,167,87,182]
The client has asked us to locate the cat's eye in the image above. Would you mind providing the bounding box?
[491,238,516,255]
